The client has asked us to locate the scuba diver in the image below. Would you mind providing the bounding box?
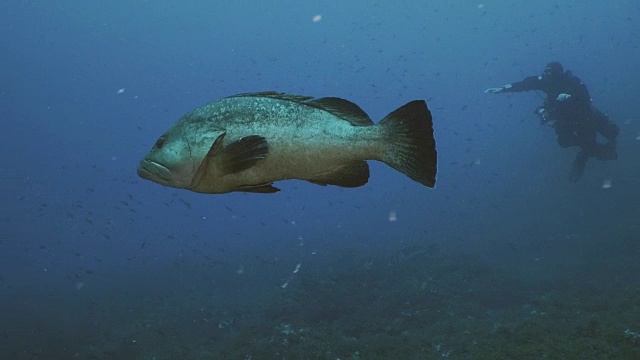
[484,62,619,182]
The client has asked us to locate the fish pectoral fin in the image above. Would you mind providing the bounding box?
[236,183,280,193]
[307,161,370,188]
[220,135,269,174]
[189,132,227,192]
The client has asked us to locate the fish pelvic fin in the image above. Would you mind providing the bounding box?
[307,161,370,188]
[379,100,437,188]
[237,183,280,193]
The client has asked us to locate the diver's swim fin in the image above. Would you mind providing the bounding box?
[569,151,589,182]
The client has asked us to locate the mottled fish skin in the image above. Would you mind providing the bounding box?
[137,92,437,194]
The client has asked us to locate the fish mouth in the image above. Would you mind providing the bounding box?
[137,159,172,182]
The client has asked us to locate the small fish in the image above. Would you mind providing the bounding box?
[137,92,437,194]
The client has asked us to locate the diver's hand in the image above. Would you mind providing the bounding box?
[484,87,504,94]
[557,93,572,101]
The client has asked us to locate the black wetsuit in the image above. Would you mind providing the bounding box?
[504,72,619,158]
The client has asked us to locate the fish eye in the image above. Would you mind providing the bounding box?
[154,137,165,149]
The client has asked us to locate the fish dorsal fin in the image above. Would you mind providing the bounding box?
[228,92,373,126]
[307,97,374,126]
[307,161,370,188]
[229,92,314,102]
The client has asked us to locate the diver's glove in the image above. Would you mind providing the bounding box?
[557,93,572,101]
[484,84,512,94]
[484,87,504,94]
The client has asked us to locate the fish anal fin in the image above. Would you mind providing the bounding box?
[237,183,280,193]
[307,161,370,188]
[220,135,269,174]
[308,97,374,126]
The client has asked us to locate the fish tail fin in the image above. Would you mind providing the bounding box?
[379,100,437,187]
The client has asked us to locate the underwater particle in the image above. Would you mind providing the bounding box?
[625,329,640,342]
[312,14,322,22]
[279,323,294,335]
[388,211,397,222]
[635,132,640,140]
[601,179,612,189]
[75,281,84,290]
[477,4,485,9]
[116,88,125,94]
[281,263,302,289]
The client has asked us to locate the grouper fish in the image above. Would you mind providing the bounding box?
[137,92,437,194]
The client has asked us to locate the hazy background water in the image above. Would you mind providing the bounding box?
[2,1,639,359]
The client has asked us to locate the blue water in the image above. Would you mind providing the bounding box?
[2,1,639,359]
